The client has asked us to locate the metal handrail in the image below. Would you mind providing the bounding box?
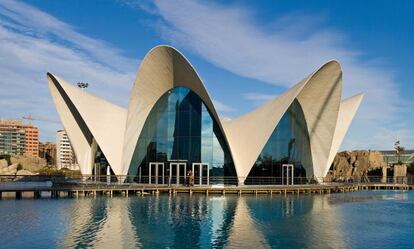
[0,174,413,186]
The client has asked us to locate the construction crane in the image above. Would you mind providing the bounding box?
[22,114,60,124]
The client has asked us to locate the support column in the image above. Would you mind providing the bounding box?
[177,164,180,185]
[192,163,195,186]
[155,163,159,184]
[207,164,210,185]
[149,163,152,184]
[184,164,187,184]
[381,166,387,184]
[139,166,142,184]
[169,164,172,186]
[162,163,165,185]
[199,164,202,186]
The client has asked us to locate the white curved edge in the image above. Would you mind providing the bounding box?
[122,45,233,176]
[48,73,95,174]
[325,93,364,177]
[296,61,342,179]
[222,61,342,183]
[47,73,127,176]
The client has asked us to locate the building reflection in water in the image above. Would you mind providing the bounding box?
[62,194,344,248]
[63,198,139,248]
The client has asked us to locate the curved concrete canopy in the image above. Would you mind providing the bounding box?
[296,61,342,179]
[47,45,363,183]
[326,93,364,177]
[47,73,127,175]
[122,45,232,176]
[48,74,95,174]
[222,61,342,182]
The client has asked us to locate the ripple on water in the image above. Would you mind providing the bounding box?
[0,191,413,248]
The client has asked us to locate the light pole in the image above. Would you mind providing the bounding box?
[77,82,89,90]
[77,82,90,180]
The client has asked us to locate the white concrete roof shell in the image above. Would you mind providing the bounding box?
[326,93,364,177]
[121,46,231,176]
[222,61,342,182]
[47,74,127,175]
[47,45,363,183]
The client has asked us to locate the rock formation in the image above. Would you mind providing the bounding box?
[327,150,387,181]
[0,157,39,176]
[10,155,46,172]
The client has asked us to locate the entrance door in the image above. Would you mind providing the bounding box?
[149,162,165,184]
[169,162,187,185]
[192,163,209,185]
[282,164,294,185]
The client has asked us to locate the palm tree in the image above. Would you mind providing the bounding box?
[394,140,405,164]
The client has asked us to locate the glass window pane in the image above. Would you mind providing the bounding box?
[128,86,236,182]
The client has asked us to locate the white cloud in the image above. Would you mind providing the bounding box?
[0,0,136,71]
[132,0,412,149]
[366,126,414,151]
[212,99,236,114]
[243,93,277,104]
[0,0,137,142]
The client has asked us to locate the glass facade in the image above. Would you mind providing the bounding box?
[93,146,116,180]
[245,100,312,184]
[128,87,236,183]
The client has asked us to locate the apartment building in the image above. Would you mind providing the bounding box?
[0,119,39,157]
[56,129,78,170]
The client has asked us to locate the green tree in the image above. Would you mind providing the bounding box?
[394,140,405,164]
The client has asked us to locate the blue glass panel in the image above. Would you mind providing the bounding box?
[201,135,213,164]
[246,99,312,183]
[128,86,236,182]
[190,136,201,162]
[212,135,225,166]
[177,111,190,136]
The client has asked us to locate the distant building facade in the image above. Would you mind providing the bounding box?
[39,141,56,166]
[24,125,39,157]
[0,119,39,157]
[380,150,414,166]
[0,119,25,155]
[56,129,78,170]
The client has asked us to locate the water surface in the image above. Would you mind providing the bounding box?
[0,191,413,248]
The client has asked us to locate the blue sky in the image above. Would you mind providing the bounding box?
[0,0,413,150]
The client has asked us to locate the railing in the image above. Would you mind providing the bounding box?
[0,174,413,186]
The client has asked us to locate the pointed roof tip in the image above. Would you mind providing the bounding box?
[146,44,182,57]
[356,92,364,98]
[301,59,342,84]
[320,59,341,71]
[46,72,59,82]
[343,92,365,102]
[46,72,71,90]
[151,44,179,50]
[46,72,61,85]
[354,92,364,100]
[326,59,340,64]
